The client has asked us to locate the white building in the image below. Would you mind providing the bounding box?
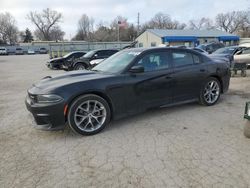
[136,29,239,48]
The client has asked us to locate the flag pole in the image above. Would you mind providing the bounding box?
[117,24,120,42]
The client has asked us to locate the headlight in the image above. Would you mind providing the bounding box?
[36,94,63,103]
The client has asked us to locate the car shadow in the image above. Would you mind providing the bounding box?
[105,101,201,132]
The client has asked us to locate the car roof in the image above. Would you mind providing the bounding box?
[87,49,118,52]
[69,51,86,54]
[122,47,199,53]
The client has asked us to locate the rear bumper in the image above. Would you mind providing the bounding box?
[25,96,66,130]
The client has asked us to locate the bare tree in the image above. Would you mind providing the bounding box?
[0,12,19,44]
[189,17,215,30]
[74,14,94,40]
[142,12,186,30]
[27,8,62,41]
[215,11,249,33]
[34,26,65,41]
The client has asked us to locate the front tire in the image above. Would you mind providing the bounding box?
[199,77,221,106]
[74,63,86,70]
[67,94,111,135]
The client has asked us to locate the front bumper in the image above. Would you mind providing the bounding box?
[62,64,71,71]
[46,62,62,69]
[25,95,66,130]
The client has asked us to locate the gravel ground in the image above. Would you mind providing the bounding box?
[0,54,250,188]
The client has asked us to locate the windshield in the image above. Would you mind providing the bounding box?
[83,51,96,58]
[197,45,206,50]
[213,47,236,54]
[63,52,74,58]
[92,50,141,73]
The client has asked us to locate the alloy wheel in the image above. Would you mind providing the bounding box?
[74,100,107,132]
[203,80,220,104]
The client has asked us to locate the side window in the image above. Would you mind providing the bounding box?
[75,53,84,58]
[242,48,250,54]
[135,51,169,72]
[108,50,117,56]
[192,54,202,64]
[172,51,194,67]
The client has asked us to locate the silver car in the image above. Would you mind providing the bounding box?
[0,47,8,55]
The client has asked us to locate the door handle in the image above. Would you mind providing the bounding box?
[200,69,205,72]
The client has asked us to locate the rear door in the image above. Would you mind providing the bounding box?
[170,49,208,102]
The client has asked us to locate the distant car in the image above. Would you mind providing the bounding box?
[234,47,250,68]
[209,46,246,67]
[239,43,250,47]
[47,51,86,69]
[39,48,47,54]
[197,42,225,54]
[0,47,8,55]
[15,48,24,55]
[27,49,36,55]
[62,49,119,71]
[192,48,208,54]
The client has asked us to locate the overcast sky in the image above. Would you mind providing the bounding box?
[1,0,250,39]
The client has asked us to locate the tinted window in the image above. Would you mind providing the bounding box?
[96,50,109,57]
[135,51,170,72]
[172,51,193,67]
[74,52,85,58]
[192,54,202,64]
[107,50,118,56]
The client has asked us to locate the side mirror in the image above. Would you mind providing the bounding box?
[129,65,144,73]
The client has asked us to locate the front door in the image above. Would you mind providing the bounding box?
[123,50,174,114]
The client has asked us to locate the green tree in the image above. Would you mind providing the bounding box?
[23,28,33,42]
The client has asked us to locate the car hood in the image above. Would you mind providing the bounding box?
[30,70,113,93]
[48,57,64,63]
[208,54,232,61]
[209,54,232,58]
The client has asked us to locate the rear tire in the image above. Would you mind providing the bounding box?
[199,77,221,106]
[67,94,111,135]
[241,70,247,77]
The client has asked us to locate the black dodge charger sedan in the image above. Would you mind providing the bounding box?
[26,47,230,135]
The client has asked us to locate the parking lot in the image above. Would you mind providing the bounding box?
[0,54,250,187]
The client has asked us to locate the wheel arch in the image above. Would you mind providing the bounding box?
[66,91,114,120]
[208,75,224,93]
[73,61,89,69]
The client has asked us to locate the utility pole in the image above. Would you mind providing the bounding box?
[137,12,140,36]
